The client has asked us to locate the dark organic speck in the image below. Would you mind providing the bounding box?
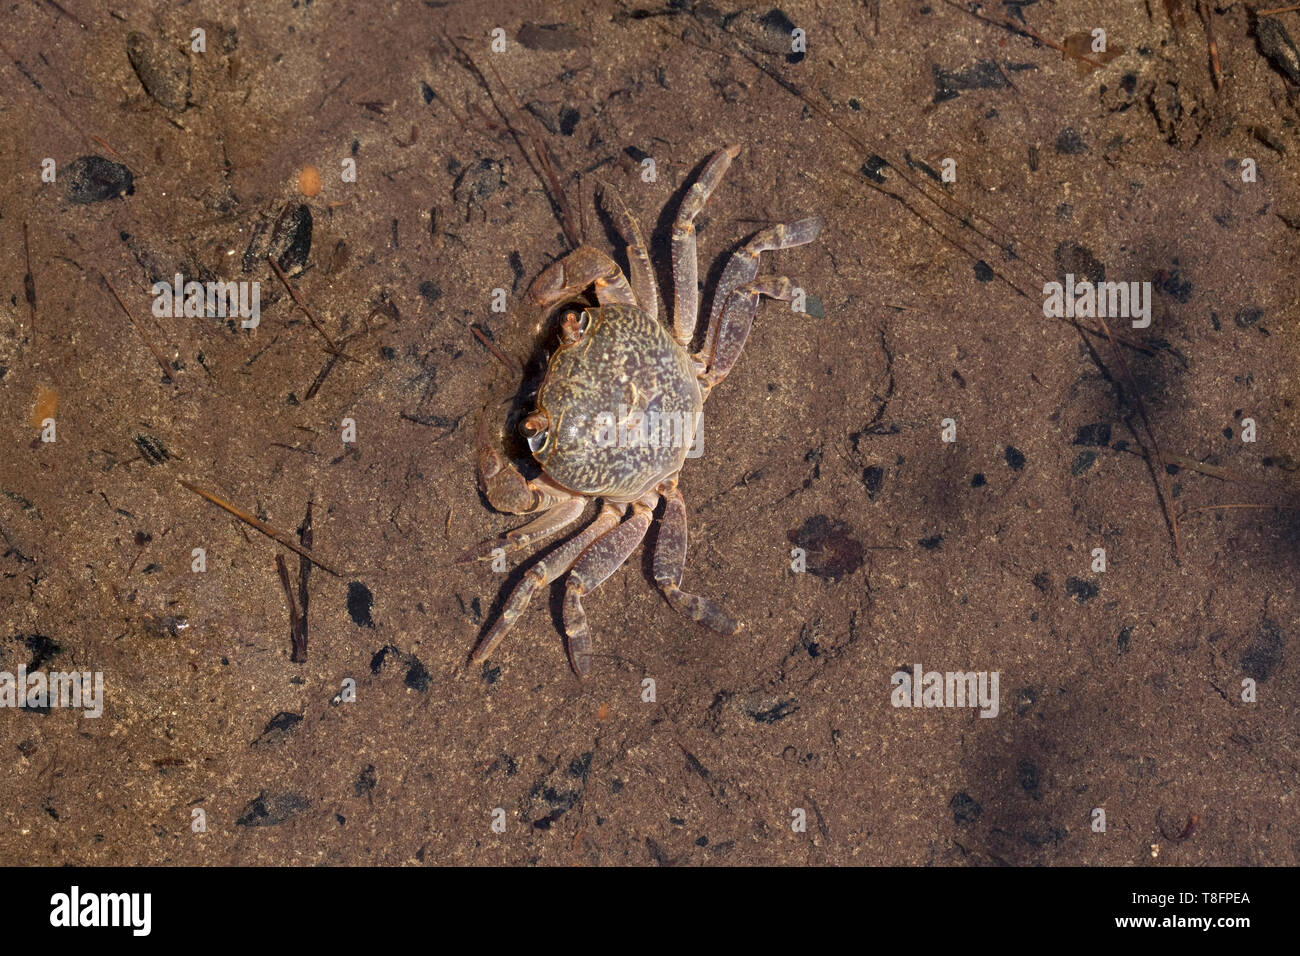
[347,581,375,628]
[1065,577,1099,603]
[950,792,982,826]
[787,515,866,581]
[1073,423,1112,446]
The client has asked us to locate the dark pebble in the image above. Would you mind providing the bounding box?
[126,31,190,112]
[1055,127,1087,154]
[1053,240,1104,284]
[1073,423,1112,446]
[452,158,507,215]
[65,156,135,204]
[787,514,865,581]
[355,765,377,795]
[22,634,61,670]
[403,657,431,692]
[1256,17,1300,85]
[1017,758,1042,799]
[863,465,884,499]
[516,23,583,51]
[235,791,310,827]
[1234,306,1265,328]
[861,155,889,183]
[1065,577,1099,602]
[270,203,313,275]
[1242,620,1285,682]
[1005,445,1026,470]
[932,61,1009,103]
[1117,625,1132,653]
[1154,266,1193,303]
[973,260,994,282]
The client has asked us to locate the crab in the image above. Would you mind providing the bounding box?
[462,145,822,676]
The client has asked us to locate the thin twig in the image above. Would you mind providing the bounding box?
[294,500,313,662]
[101,272,172,381]
[1183,502,1300,514]
[268,255,337,350]
[471,324,522,378]
[444,30,582,247]
[177,477,341,576]
[1197,1,1222,90]
[939,0,1106,69]
[275,553,302,654]
[22,221,36,342]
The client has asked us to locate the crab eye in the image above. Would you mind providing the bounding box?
[559,309,592,344]
[518,411,550,452]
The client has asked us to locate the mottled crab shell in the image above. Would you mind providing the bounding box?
[532,304,701,501]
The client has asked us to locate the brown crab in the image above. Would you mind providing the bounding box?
[463,145,822,675]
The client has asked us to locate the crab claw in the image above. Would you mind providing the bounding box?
[470,407,540,516]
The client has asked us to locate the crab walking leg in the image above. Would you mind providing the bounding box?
[471,504,622,665]
[598,184,659,322]
[697,217,823,372]
[563,497,657,676]
[670,145,741,348]
[456,496,586,564]
[527,245,636,309]
[701,276,803,390]
[651,486,740,634]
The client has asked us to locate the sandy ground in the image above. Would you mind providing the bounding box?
[0,0,1297,865]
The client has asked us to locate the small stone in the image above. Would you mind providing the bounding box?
[126,31,190,112]
[1234,306,1265,328]
[1073,423,1112,446]
[65,156,135,204]
[1065,577,1099,602]
[1055,127,1087,154]
[270,203,313,275]
[1256,17,1300,85]
[297,165,322,198]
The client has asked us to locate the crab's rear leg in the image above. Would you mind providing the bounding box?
[699,276,802,391]
[652,485,739,634]
[563,497,656,676]
[696,217,823,387]
[671,145,740,347]
[471,504,622,664]
[597,184,659,322]
[528,245,637,309]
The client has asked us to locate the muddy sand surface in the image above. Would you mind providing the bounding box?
[1,1,1297,865]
